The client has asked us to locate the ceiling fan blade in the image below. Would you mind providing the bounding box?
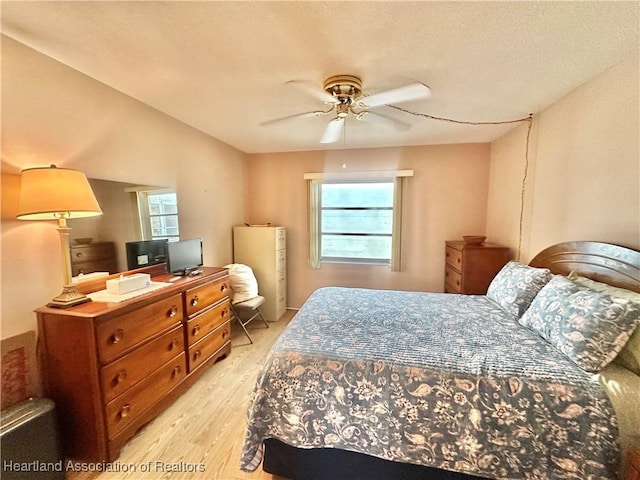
[359,82,431,108]
[260,110,328,126]
[286,80,338,104]
[357,111,411,131]
[319,118,344,144]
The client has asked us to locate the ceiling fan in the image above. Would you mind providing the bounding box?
[262,75,431,144]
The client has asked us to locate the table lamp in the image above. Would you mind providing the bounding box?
[17,165,103,308]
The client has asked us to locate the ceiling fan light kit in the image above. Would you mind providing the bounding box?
[265,74,432,144]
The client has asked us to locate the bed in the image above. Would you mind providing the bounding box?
[240,241,640,480]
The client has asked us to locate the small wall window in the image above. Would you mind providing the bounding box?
[137,189,180,241]
[320,181,394,264]
[307,170,411,271]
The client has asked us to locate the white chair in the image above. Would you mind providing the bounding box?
[231,295,269,344]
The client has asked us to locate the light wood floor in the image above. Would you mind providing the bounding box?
[66,311,296,480]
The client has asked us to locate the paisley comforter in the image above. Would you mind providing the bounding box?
[240,287,620,479]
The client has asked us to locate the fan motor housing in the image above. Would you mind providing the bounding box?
[323,75,362,101]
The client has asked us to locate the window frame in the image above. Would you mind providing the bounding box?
[136,189,180,241]
[319,180,394,265]
[306,170,412,271]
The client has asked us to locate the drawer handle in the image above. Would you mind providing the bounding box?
[167,306,179,318]
[190,295,199,307]
[171,365,182,378]
[192,325,201,336]
[221,308,228,318]
[169,339,179,350]
[75,252,83,258]
[120,404,131,419]
[220,283,228,293]
[193,350,202,361]
[222,329,229,339]
[111,329,124,344]
[457,258,461,264]
[115,369,127,384]
[456,280,460,286]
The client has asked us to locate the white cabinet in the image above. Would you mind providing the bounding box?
[233,226,287,322]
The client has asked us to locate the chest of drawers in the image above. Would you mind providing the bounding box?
[444,241,511,294]
[36,267,230,462]
[70,241,118,276]
[626,450,640,480]
[233,226,287,321]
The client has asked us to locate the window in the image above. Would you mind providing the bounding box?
[320,182,394,264]
[306,171,411,271]
[136,189,180,241]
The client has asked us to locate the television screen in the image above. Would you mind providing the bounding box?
[126,240,169,270]
[167,238,203,275]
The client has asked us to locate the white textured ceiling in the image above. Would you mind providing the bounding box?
[1,1,638,154]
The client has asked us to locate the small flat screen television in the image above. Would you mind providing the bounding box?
[126,239,168,270]
[167,238,203,275]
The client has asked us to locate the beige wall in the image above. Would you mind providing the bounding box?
[245,144,491,308]
[1,36,247,339]
[487,55,640,261]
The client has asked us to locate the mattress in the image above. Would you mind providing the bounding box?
[241,287,622,479]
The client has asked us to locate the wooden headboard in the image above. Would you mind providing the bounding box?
[529,241,640,293]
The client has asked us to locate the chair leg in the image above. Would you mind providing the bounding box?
[256,308,269,328]
[238,320,254,344]
[231,305,253,344]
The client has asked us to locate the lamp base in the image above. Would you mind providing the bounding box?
[47,285,92,309]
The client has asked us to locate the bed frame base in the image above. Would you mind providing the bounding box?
[263,439,484,480]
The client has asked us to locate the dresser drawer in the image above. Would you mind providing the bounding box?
[188,321,231,371]
[71,244,115,263]
[445,246,463,270]
[276,249,286,270]
[96,294,183,363]
[444,267,462,293]
[100,325,185,403]
[186,300,231,347]
[72,259,118,276]
[105,356,186,438]
[275,228,286,250]
[185,278,230,317]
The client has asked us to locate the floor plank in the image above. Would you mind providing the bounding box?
[66,310,295,480]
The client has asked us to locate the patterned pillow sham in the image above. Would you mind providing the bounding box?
[519,275,640,372]
[486,261,553,318]
[568,272,640,375]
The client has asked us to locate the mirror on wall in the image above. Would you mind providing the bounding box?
[68,178,179,276]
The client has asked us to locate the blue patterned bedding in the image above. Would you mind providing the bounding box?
[241,287,620,479]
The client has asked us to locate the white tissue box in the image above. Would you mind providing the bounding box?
[106,273,151,295]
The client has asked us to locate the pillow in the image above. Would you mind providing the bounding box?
[519,275,640,372]
[486,261,553,318]
[568,272,640,375]
[224,263,259,304]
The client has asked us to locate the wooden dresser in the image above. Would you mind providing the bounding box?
[233,226,287,321]
[626,450,640,480]
[70,241,118,276]
[36,266,231,462]
[444,241,511,294]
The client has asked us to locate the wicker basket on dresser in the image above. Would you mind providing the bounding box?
[444,241,512,294]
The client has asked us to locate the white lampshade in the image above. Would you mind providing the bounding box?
[17,165,102,220]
